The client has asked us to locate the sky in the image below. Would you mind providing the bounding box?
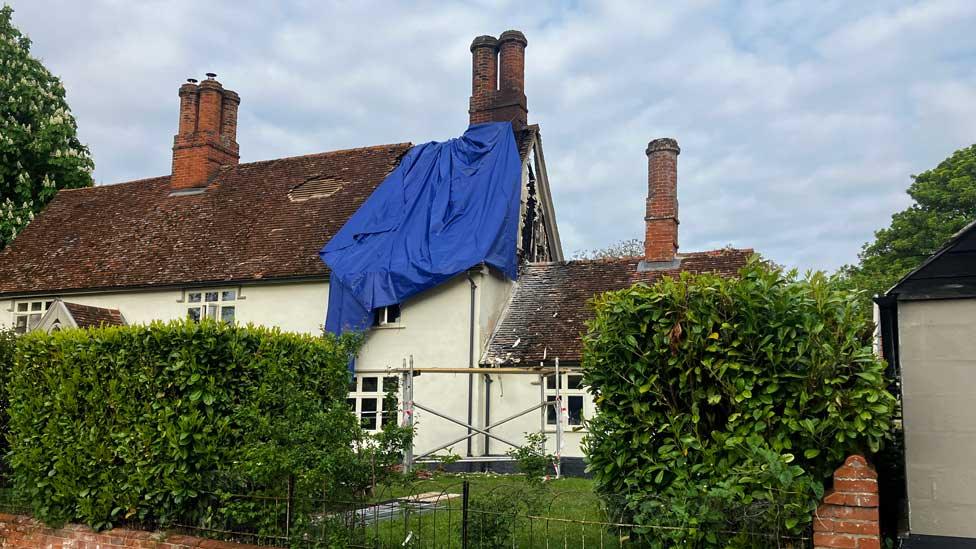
[7,0,976,271]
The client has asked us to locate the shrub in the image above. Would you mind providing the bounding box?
[5,319,407,530]
[507,432,554,481]
[582,259,896,547]
[0,328,14,484]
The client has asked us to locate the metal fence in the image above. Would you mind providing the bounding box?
[0,477,812,548]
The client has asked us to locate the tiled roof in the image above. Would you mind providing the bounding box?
[483,249,754,365]
[63,302,126,328]
[0,126,540,297]
[0,143,412,296]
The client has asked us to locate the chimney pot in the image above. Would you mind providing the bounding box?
[187,78,198,84]
[643,138,680,263]
[171,76,240,191]
[206,72,217,79]
[469,31,528,129]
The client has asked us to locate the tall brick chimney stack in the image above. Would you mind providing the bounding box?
[468,30,528,129]
[171,74,240,191]
[643,138,681,264]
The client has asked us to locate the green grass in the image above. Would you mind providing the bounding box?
[344,472,629,549]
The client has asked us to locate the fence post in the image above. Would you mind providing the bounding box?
[461,480,470,549]
[285,474,295,538]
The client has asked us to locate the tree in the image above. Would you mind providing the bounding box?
[0,5,93,248]
[843,144,976,303]
[572,238,644,260]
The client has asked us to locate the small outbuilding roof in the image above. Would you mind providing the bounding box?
[885,218,976,300]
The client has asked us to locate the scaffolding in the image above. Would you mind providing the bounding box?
[357,355,566,478]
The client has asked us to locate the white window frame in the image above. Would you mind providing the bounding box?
[185,289,239,324]
[347,374,399,432]
[372,304,402,328]
[12,298,54,334]
[545,372,589,430]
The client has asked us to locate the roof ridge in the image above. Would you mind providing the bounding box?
[234,142,414,170]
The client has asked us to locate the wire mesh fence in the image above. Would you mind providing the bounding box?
[0,475,812,548]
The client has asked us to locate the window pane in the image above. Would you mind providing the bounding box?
[206,304,218,319]
[346,398,356,411]
[15,316,27,333]
[382,407,396,427]
[567,375,583,390]
[221,290,236,301]
[187,307,201,322]
[546,396,557,425]
[546,375,557,390]
[220,306,235,324]
[30,302,42,311]
[568,396,584,425]
[44,301,53,309]
[360,399,378,430]
[387,303,401,323]
[188,293,202,303]
[205,292,219,302]
[348,376,358,392]
[27,313,41,327]
[362,377,379,393]
[383,376,398,393]
[372,308,383,327]
[16,303,27,312]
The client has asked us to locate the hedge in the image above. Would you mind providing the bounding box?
[581,259,896,547]
[5,320,381,530]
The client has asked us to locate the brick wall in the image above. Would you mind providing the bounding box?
[813,455,881,549]
[0,514,275,549]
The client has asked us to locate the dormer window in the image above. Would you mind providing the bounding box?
[372,304,401,327]
[186,290,237,324]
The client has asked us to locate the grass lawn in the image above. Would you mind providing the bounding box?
[348,472,630,548]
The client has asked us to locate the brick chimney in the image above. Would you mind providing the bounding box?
[171,74,240,191]
[468,30,528,129]
[643,138,680,264]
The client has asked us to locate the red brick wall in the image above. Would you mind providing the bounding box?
[813,455,881,549]
[644,138,680,262]
[0,513,275,549]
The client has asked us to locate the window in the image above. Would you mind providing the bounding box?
[545,373,586,428]
[372,304,401,327]
[13,299,53,334]
[348,375,399,431]
[186,289,236,324]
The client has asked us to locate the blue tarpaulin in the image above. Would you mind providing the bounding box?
[320,122,522,341]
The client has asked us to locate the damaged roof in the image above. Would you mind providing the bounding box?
[0,126,540,297]
[483,248,753,365]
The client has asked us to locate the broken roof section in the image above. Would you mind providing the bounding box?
[483,249,753,366]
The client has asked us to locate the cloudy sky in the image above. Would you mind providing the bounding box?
[8,1,976,270]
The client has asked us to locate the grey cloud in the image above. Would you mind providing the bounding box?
[7,0,975,270]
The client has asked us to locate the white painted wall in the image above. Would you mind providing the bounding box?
[1,265,590,461]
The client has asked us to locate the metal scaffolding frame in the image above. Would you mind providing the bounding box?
[359,356,565,478]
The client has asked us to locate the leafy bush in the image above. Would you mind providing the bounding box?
[507,432,554,481]
[0,328,14,483]
[6,320,407,531]
[582,259,896,547]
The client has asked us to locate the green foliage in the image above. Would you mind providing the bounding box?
[843,143,976,307]
[468,481,548,549]
[0,6,94,247]
[0,328,14,482]
[507,432,554,481]
[581,258,896,547]
[5,320,409,531]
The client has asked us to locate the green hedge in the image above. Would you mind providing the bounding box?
[5,320,369,530]
[0,328,14,484]
[581,259,896,547]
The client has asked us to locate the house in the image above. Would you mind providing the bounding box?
[876,219,976,547]
[0,30,751,473]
